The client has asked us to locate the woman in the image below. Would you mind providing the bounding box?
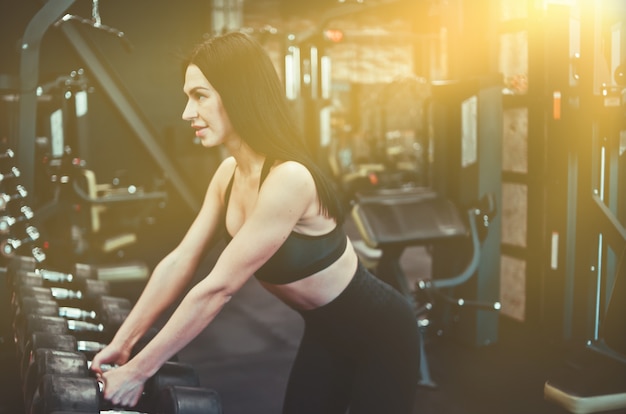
[91,31,420,414]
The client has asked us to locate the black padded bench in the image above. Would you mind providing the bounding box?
[351,188,469,301]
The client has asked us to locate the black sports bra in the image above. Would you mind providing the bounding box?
[223,158,347,285]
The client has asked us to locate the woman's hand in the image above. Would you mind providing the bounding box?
[97,363,147,407]
[90,343,131,375]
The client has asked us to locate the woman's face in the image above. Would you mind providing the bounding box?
[182,64,235,148]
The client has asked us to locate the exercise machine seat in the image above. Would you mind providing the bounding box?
[352,188,467,249]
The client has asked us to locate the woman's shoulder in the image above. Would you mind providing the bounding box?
[270,160,315,186]
[204,156,237,197]
[213,156,237,181]
[272,160,312,178]
[219,156,237,171]
[264,160,316,198]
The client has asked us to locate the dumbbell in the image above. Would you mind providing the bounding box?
[9,270,111,304]
[11,286,127,323]
[9,267,96,288]
[25,349,203,414]
[22,332,108,376]
[10,272,111,313]
[6,246,47,265]
[22,348,90,412]
[0,167,21,182]
[13,296,131,356]
[26,359,208,414]
[8,254,99,279]
[0,205,34,235]
[15,314,124,361]
[0,148,14,160]
[0,224,39,256]
[13,292,131,341]
[31,375,222,414]
[10,286,127,317]
[15,317,122,383]
[36,386,224,414]
[12,294,130,333]
[0,183,27,211]
[15,294,130,323]
[20,330,156,383]
[0,166,21,183]
[158,385,224,414]
[20,329,177,384]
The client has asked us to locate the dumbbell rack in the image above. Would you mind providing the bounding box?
[0,147,46,265]
[0,146,221,413]
[0,142,45,411]
[3,255,223,413]
[1,144,46,363]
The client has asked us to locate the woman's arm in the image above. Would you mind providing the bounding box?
[129,161,316,365]
[97,161,317,406]
[91,158,235,368]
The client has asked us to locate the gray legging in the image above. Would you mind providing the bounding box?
[283,262,420,414]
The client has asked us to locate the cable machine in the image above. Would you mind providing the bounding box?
[14,0,199,215]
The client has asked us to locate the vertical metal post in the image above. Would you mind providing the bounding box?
[16,0,76,205]
[474,81,502,346]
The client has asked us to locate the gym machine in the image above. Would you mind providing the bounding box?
[541,1,626,412]
[9,0,183,267]
[544,246,626,414]
[29,67,167,269]
[348,74,503,387]
[352,188,500,388]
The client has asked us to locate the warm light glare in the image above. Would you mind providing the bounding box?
[324,29,344,43]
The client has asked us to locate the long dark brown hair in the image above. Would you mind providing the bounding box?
[185,31,343,223]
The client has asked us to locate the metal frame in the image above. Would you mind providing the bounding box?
[15,1,200,213]
[58,23,200,212]
[16,0,77,204]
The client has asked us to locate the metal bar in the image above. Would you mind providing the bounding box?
[593,233,603,340]
[592,195,626,248]
[587,340,626,365]
[564,151,578,340]
[59,23,200,213]
[17,0,76,203]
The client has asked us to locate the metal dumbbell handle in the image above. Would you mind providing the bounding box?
[1,226,40,256]
[0,205,35,234]
[31,247,47,264]
[0,148,14,159]
[49,287,83,301]
[67,319,105,333]
[88,361,115,372]
[0,166,20,182]
[58,307,97,321]
[78,340,107,354]
[0,184,28,210]
[36,268,74,283]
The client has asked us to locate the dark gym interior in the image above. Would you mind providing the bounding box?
[1,0,625,413]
